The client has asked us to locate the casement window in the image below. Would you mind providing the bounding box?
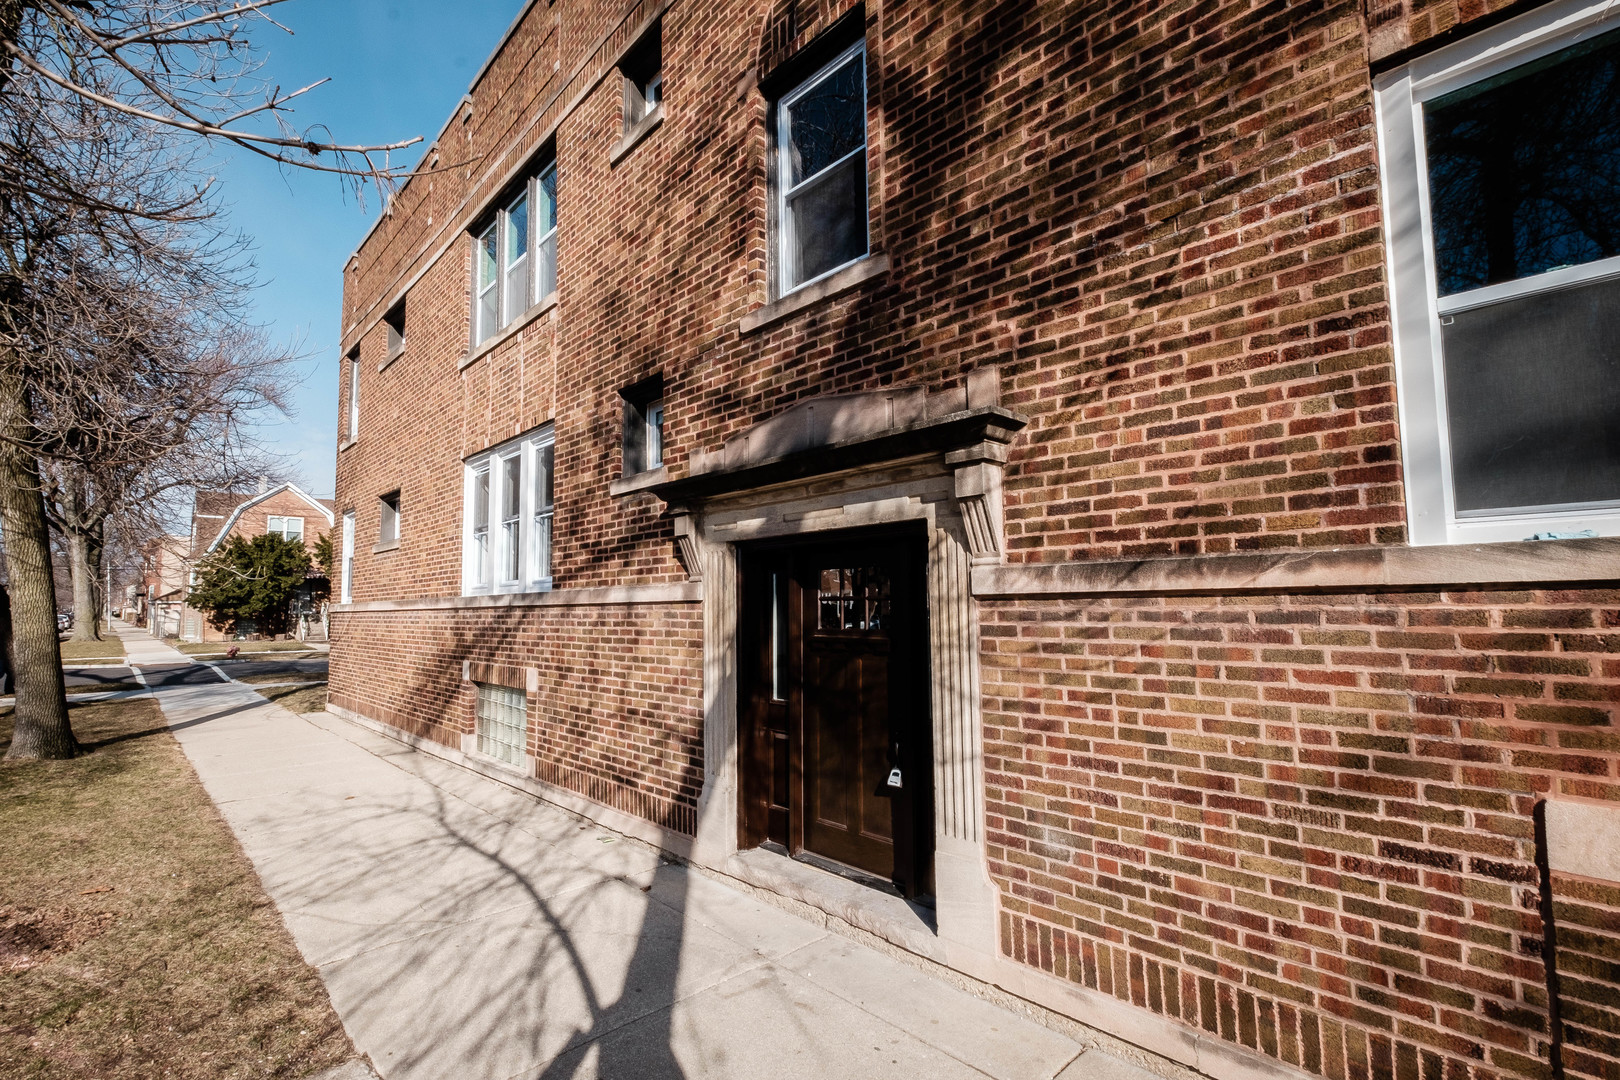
[267,515,304,543]
[1377,0,1620,544]
[622,22,662,129]
[378,491,401,545]
[776,41,868,295]
[621,376,665,475]
[463,425,554,595]
[474,682,527,768]
[384,297,406,362]
[346,348,360,441]
[473,163,558,346]
[340,510,354,603]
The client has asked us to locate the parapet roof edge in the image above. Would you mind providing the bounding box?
[345,0,547,268]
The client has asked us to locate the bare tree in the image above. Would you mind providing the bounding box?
[40,319,295,643]
[0,1,421,760]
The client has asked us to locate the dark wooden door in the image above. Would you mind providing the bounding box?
[740,530,931,898]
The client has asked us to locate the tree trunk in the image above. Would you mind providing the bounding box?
[0,364,75,760]
[66,521,102,642]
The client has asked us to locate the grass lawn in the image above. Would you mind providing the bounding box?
[175,641,322,657]
[0,699,356,1079]
[56,638,126,663]
[65,682,144,696]
[256,684,329,715]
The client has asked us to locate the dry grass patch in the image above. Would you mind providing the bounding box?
[0,698,355,1079]
[176,641,320,657]
[64,682,144,697]
[56,638,126,662]
[256,684,329,715]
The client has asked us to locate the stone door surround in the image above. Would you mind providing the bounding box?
[650,367,1025,976]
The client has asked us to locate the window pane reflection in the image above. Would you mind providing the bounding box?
[1425,28,1620,295]
[816,566,890,633]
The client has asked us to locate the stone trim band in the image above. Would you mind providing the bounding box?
[972,537,1620,599]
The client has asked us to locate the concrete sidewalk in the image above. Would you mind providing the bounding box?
[109,618,191,665]
[116,623,1164,1080]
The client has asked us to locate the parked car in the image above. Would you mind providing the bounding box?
[56,611,72,632]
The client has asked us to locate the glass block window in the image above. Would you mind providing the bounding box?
[475,682,527,768]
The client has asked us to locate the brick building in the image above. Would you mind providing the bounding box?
[329,3,1620,1080]
[177,483,334,641]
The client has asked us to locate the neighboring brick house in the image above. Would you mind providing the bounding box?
[329,3,1620,1080]
[137,532,190,637]
[179,484,335,641]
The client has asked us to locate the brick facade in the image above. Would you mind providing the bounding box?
[982,588,1620,1080]
[331,1,1620,1078]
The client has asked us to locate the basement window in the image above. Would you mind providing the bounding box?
[1376,0,1620,544]
[463,425,554,595]
[776,40,869,296]
[474,682,527,768]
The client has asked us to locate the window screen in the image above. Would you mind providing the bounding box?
[1441,274,1620,513]
[475,682,527,767]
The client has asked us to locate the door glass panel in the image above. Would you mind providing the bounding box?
[816,566,890,633]
[770,571,786,701]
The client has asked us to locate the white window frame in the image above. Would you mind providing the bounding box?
[1376,0,1620,545]
[775,40,869,298]
[267,515,305,543]
[645,399,664,469]
[462,425,555,596]
[347,353,360,441]
[378,492,401,545]
[340,510,355,603]
[473,164,557,347]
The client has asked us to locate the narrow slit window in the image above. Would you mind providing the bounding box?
[535,165,558,302]
[531,439,554,585]
[499,452,522,584]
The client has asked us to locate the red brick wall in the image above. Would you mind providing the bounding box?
[981,588,1620,1080]
[328,601,704,834]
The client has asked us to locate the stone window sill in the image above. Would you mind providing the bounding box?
[609,106,663,167]
[459,292,558,371]
[609,465,668,497]
[372,538,400,555]
[739,253,889,335]
[378,346,406,373]
[339,437,358,453]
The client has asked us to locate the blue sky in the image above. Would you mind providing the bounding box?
[224,0,526,498]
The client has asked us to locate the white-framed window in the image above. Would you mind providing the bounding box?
[340,510,355,603]
[776,41,868,296]
[378,491,401,545]
[645,400,664,469]
[474,682,527,768]
[1376,0,1620,545]
[473,163,558,346]
[622,21,662,129]
[462,425,554,595]
[267,515,304,543]
[346,349,360,441]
